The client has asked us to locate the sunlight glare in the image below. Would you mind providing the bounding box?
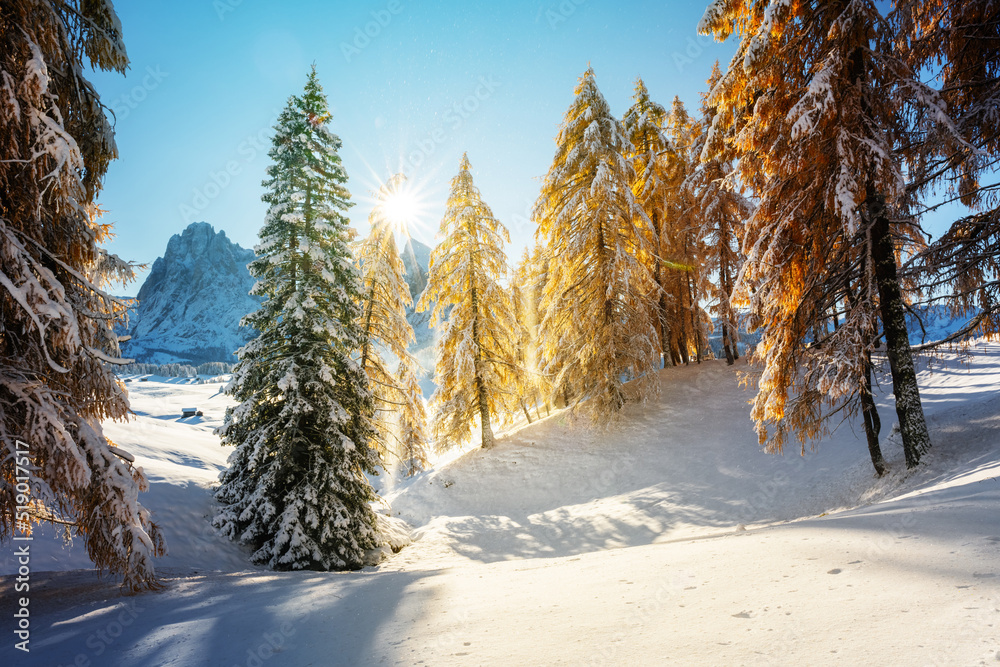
[376,173,428,238]
[383,188,419,229]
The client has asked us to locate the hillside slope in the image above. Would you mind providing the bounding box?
[2,346,999,665]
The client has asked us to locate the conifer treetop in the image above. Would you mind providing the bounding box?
[419,153,519,449]
[534,67,661,417]
[215,67,380,571]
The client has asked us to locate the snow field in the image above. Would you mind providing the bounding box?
[2,347,999,665]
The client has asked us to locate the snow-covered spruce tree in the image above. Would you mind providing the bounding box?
[417,154,519,449]
[699,0,958,468]
[355,174,424,464]
[214,68,381,570]
[0,0,165,591]
[515,243,555,417]
[622,78,676,367]
[687,61,753,366]
[534,67,660,416]
[665,96,712,364]
[896,1,1000,340]
[396,358,431,475]
[510,256,543,423]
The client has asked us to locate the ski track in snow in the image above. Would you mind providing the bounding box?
[2,345,1000,665]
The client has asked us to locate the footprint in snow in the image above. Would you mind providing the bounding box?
[732,611,753,618]
[828,569,842,575]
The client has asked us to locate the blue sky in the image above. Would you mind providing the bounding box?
[91,0,738,292]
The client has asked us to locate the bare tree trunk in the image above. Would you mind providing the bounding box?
[861,351,887,476]
[719,249,737,364]
[659,290,672,368]
[653,214,672,368]
[686,270,701,363]
[721,321,735,365]
[677,276,691,365]
[869,192,931,468]
[470,279,494,449]
[520,399,533,424]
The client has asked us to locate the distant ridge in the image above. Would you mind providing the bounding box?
[123,222,260,364]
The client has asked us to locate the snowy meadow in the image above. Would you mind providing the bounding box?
[3,345,1000,665]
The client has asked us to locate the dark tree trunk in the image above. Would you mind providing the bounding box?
[721,321,735,365]
[520,399,533,424]
[686,270,701,364]
[719,248,737,364]
[659,289,672,368]
[861,352,887,477]
[470,273,494,449]
[653,213,673,368]
[869,192,931,468]
[677,277,691,365]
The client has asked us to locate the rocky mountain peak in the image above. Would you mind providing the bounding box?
[124,222,260,365]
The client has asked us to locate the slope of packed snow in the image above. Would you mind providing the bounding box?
[2,345,999,666]
[0,376,251,575]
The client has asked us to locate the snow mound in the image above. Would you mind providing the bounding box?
[384,344,1000,569]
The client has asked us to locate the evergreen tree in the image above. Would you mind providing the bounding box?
[517,244,555,417]
[214,68,381,570]
[356,174,423,463]
[0,0,164,591]
[687,62,753,365]
[397,359,431,475]
[897,1,1000,340]
[511,254,546,422]
[534,67,660,417]
[664,96,711,364]
[418,154,519,449]
[623,78,675,366]
[699,0,960,468]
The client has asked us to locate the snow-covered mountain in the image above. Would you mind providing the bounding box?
[124,226,437,368]
[402,236,436,360]
[401,236,431,301]
[123,222,260,365]
[905,303,980,345]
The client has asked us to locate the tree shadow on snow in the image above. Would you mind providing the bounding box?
[0,566,440,667]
